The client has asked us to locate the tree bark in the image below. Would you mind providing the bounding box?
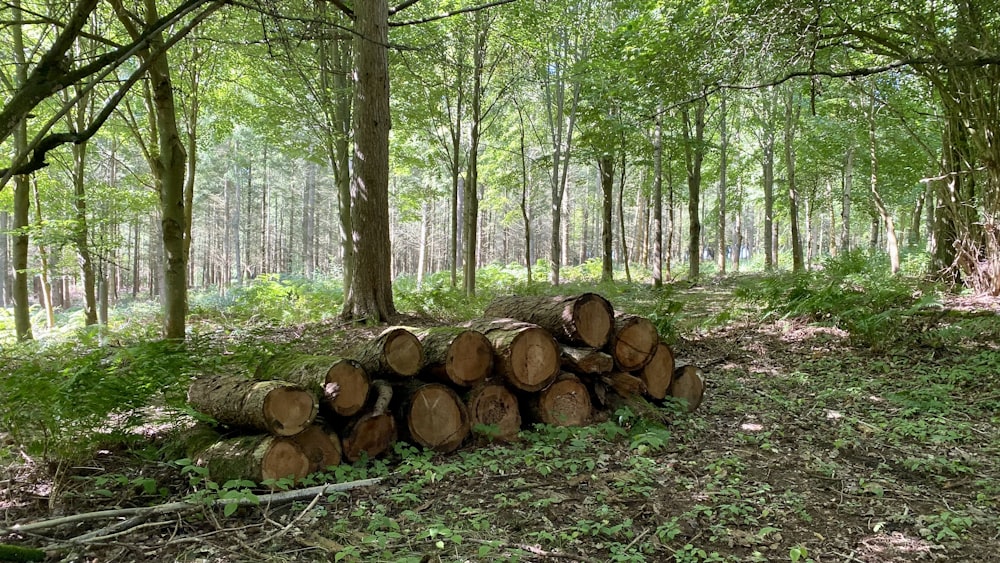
[599,153,615,283]
[484,293,614,348]
[784,89,804,272]
[682,99,706,281]
[559,345,613,375]
[717,92,728,275]
[195,434,311,484]
[868,89,901,273]
[639,342,675,400]
[460,318,560,392]
[652,112,664,287]
[255,354,369,417]
[10,1,32,341]
[187,375,318,436]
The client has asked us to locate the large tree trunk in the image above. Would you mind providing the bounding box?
[342,0,396,321]
[465,382,521,442]
[395,381,470,453]
[348,327,423,378]
[187,375,318,436]
[460,318,560,392]
[255,354,369,417]
[10,2,32,341]
[607,313,659,372]
[484,293,614,348]
[528,373,591,427]
[408,326,493,387]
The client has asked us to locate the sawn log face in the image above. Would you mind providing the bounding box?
[187,375,318,436]
[484,293,614,348]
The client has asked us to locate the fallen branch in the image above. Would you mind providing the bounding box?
[2,477,382,537]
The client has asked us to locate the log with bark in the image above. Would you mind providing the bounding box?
[187,375,318,436]
[408,326,493,387]
[484,293,615,348]
[638,342,675,400]
[255,354,370,417]
[341,380,398,462]
[671,362,705,412]
[290,424,342,471]
[195,434,312,484]
[461,318,560,392]
[607,313,659,371]
[560,344,614,374]
[349,326,424,378]
[395,381,470,453]
[528,372,592,427]
[465,381,521,442]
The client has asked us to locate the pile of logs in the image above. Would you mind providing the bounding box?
[184,293,704,484]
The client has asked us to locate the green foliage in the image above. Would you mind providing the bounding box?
[217,274,345,324]
[734,251,939,347]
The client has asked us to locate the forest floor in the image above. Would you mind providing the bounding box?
[2,277,999,562]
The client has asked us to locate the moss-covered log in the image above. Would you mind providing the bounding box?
[607,313,659,371]
[408,326,493,387]
[195,434,311,484]
[484,293,614,348]
[256,354,370,417]
[395,381,470,453]
[461,318,560,392]
[187,375,318,436]
[465,381,521,442]
[638,342,675,400]
[349,327,423,378]
[341,380,397,462]
[528,373,592,427]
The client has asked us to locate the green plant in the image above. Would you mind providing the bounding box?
[918,511,974,542]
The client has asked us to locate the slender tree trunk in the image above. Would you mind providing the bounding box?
[841,144,854,253]
[652,114,664,287]
[868,91,900,273]
[682,100,706,281]
[733,177,744,272]
[463,15,487,297]
[303,163,315,277]
[717,93,728,275]
[342,0,396,321]
[784,89,804,272]
[11,0,32,340]
[516,102,532,284]
[30,177,55,328]
[599,154,614,283]
[0,212,8,307]
[618,151,631,283]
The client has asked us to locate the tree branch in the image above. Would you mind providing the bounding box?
[389,0,422,16]
[390,0,516,27]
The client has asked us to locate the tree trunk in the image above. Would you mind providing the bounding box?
[0,212,8,307]
[408,326,493,387]
[10,2,32,341]
[717,92,728,275]
[460,318,560,392]
[187,375,318,436]
[395,381,470,453]
[842,144,854,253]
[868,89,901,273]
[528,373,591,427]
[342,0,396,321]
[516,101,532,284]
[484,293,614,348]
[255,354,369,418]
[465,382,521,442]
[682,100,706,281]
[599,154,614,283]
[639,342,675,400]
[618,150,632,283]
[30,177,55,329]
[341,380,397,462]
[784,89,804,273]
[348,327,423,378]
[652,113,664,287]
[607,313,659,372]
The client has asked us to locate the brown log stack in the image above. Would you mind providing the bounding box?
[460,318,560,392]
[484,293,615,348]
[465,381,521,442]
[608,313,659,371]
[395,381,470,453]
[255,354,370,417]
[408,326,493,387]
[341,380,397,462]
[349,326,424,378]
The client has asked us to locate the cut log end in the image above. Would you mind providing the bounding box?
[611,315,659,371]
[326,361,370,417]
[263,387,318,436]
[404,383,470,453]
[446,330,494,386]
[509,327,560,392]
[342,413,397,462]
[574,294,615,348]
[291,425,343,471]
[532,373,592,427]
[384,329,423,376]
[671,364,705,412]
[262,439,313,482]
[467,383,521,441]
[640,342,675,400]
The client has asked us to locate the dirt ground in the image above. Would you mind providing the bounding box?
[2,284,998,562]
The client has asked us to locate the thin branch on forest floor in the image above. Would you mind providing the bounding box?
[253,490,324,547]
[466,538,603,563]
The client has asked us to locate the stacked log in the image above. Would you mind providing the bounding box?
[183,296,703,486]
